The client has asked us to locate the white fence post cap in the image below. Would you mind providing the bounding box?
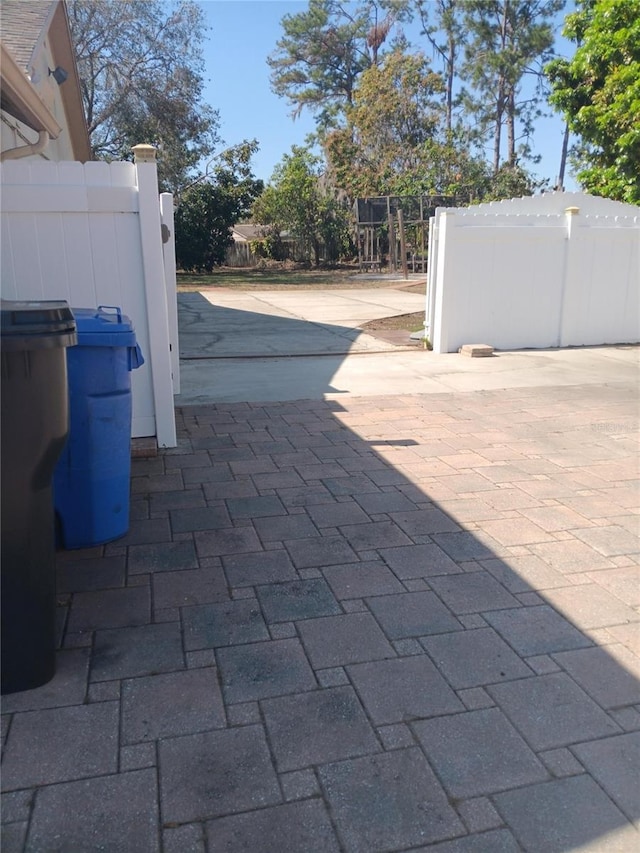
[132,144,157,163]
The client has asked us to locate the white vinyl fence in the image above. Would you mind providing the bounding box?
[426,192,640,354]
[1,155,178,446]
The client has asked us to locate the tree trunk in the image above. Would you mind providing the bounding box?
[557,122,570,190]
[506,88,516,165]
[494,0,510,173]
[446,34,455,133]
[493,85,503,174]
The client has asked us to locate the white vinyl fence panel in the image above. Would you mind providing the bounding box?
[561,217,639,347]
[1,158,177,446]
[426,193,640,354]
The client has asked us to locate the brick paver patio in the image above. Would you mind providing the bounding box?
[2,382,639,851]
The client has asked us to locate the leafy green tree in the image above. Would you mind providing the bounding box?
[175,142,263,271]
[461,0,564,173]
[69,0,219,191]
[268,1,557,198]
[267,0,401,132]
[482,162,540,199]
[547,0,640,204]
[325,49,498,202]
[325,50,446,196]
[252,146,351,265]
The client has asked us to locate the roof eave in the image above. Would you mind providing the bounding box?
[0,42,62,137]
[49,0,91,161]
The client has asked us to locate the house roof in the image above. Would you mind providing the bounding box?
[0,0,91,160]
[0,41,61,137]
[232,224,297,243]
[232,224,268,241]
[1,1,56,70]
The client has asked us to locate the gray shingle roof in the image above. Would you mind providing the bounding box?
[0,0,57,71]
[233,224,268,241]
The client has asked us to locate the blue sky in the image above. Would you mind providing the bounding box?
[198,0,578,189]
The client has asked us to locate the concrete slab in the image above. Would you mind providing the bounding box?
[175,287,638,404]
[176,346,639,405]
[177,288,424,358]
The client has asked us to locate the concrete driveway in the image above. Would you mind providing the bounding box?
[175,287,639,406]
[177,287,426,359]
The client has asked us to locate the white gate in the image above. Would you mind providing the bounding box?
[1,154,178,447]
[425,192,640,354]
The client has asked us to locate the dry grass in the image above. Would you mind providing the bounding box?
[176,267,426,293]
[361,311,425,333]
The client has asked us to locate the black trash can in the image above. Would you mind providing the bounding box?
[1,300,77,694]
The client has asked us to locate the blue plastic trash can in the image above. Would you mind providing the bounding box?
[54,306,144,549]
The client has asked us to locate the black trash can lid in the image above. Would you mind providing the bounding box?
[1,300,77,351]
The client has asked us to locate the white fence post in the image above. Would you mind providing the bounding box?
[431,211,455,354]
[557,205,580,347]
[424,212,439,341]
[132,145,177,448]
[160,192,180,395]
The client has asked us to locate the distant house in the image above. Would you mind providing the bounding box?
[224,224,266,267]
[231,224,268,243]
[226,223,303,266]
[1,0,90,162]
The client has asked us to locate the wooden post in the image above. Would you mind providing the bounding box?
[397,208,408,280]
[387,212,396,272]
[132,144,177,448]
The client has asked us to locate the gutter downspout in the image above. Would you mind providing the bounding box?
[0,43,61,161]
[1,130,50,161]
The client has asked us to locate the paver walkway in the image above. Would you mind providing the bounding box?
[2,376,639,851]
